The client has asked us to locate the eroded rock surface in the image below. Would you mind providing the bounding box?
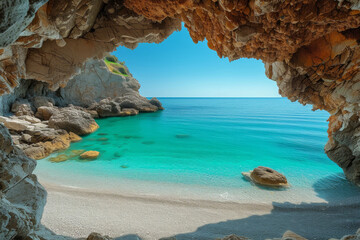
[48,107,99,135]
[59,57,140,107]
[0,124,46,239]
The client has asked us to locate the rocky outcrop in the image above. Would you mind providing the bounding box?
[60,57,140,107]
[0,124,47,239]
[0,114,82,160]
[0,56,162,161]
[48,107,99,135]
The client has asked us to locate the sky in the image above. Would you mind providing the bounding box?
[113,25,280,98]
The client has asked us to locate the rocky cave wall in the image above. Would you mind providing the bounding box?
[1,0,360,239]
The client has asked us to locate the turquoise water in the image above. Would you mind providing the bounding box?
[35,98,360,203]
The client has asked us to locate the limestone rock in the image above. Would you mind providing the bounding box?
[35,106,59,121]
[149,97,164,110]
[0,125,46,240]
[18,115,41,124]
[60,58,141,107]
[0,0,48,47]
[96,98,122,118]
[19,128,81,160]
[21,134,32,143]
[11,99,34,116]
[80,151,100,160]
[0,117,33,132]
[120,108,139,116]
[114,95,158,112]
[48,108,99,136]
[32,96,55,109]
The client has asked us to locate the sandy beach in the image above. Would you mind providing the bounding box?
[39,180,360,240]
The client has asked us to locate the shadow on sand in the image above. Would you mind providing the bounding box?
[48,174,360,240]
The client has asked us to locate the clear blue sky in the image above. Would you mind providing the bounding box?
[113,25,280,97]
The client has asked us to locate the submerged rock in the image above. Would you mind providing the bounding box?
[114,152,122,158]
[80,151,100,160]
[175,134,190,139]
[97,137,109,141]
[242,166,288,187]
[49,154,69,163]
[70,149,86,156]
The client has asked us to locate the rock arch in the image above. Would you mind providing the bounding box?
[1,0,360,238]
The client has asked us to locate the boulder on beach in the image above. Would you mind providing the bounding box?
[242,166,288,187]
[80,151,100,160]
[48,107,99,136]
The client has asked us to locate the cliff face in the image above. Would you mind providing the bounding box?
[60,57,141,107]
[0,125,47,239]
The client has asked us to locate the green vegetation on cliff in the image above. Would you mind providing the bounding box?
[104,55,129,77]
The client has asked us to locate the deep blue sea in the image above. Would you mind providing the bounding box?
[35,98,360,203]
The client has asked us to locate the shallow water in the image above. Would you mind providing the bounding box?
[35,98,360,203]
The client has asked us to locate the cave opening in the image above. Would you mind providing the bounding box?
[1,1,360,240]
